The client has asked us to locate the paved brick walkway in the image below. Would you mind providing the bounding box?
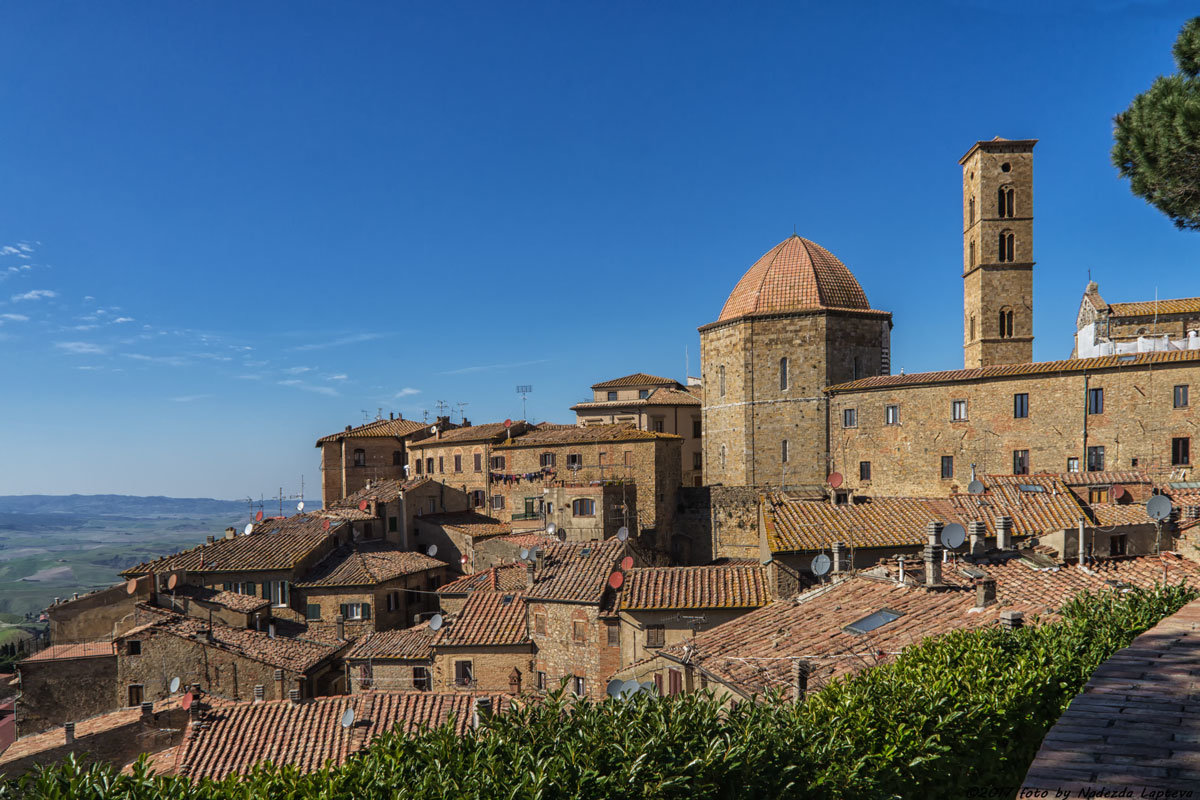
[1021,598,1200,794]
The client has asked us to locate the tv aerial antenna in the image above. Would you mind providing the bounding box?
[435,400,449,417]
[455,401,469,424]
[516,385,532,420]
[360,409,371,424]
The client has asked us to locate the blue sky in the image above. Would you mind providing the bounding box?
[1,1,1197,499]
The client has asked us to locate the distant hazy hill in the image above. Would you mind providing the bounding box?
[0,495,321,517]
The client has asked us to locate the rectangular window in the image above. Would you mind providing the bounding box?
[127,684,144,707]
[572,620,587,643]
[567,453,583,468]
[651,418,664,433]
[1173,437,1191,466]
[536,671,547,691]
[343,602,369,620]
[638,389,650,399]
[693,452,702,469]
[572,498,595,517]
[607,391,617,401]
[1013,449,1029,475]
[781,440,789,463]
[1110,534,1127,557]
[415,459,423,475]
[1089,487,1110,504]
[885,405,899,425]
[454,454,462,472]
[573,676,586,696]
[454,660,473,687]
[270,581,289,608]
[540,452,556,468]
[306,604,321,620]
[427,498,436,514]
[471,490,486,508]
[126,640,141,656]
[1088,387,1104,415]
[624,451,632,466]
[692,419,702,438]
[951,400,967,421]
[859,461,871,481]
[1013,393,1029,419]
[606,623,619,647]
[1087,445,1105,471]
[668,668,682,696]
[490,456,505,470]
[940,455,954,480]
[388,516,398,532]
[646,625,665,648]
[1067,457,1080,472]
[1176,385,1190,408]
[474,453,482,472]
[491,495,505,510]
[533,611,547,635]
[842,408,857,428]
[413,666,431,691]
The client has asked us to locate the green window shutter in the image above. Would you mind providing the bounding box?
[362,603,371,620]
[340,604,349,619]
[223,582,232,591]
[262,582,271,599]
[306,604,321,621]
[245,582,255,596]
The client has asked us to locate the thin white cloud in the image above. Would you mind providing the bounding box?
[0,246,20,257]
[393,387,421,398]
[55,341,107,355]
[69,324,100,331]
[278,379,339,397]
[75,365,103,371]
[284,366,313,374]
[0,313,29,322]
[171,394,212,403]
[327,374,348,381]
[12,289,57,302]
[124,353,188,367]
[112,317,134,324]
[236,374,263,381]
[84,296,96,302]
[291,332,386,351]
[438,358,551,376]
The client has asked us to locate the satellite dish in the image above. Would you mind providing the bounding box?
[243,523,254,536]
[297,501,305,512]
[322,519,331,531]
[639,681,656,695]
[1111,485,1127,502]
[426,544,438,557]
[606,679,625,698]
[811,553,832,576]
[619,679,640,698]
[181,691,194,711]
[255,510,264,522]
[827,472,843,489]
[460,554,469,565]
[340,707,355,729]
[620,555,634,571]
[359,500,369,512]
[967,480,986,496]
[167,573,178,590]
[519,548,530,560]
[546,523,557,536]
[616,526,629,542]
[608,571,624,590]
[169,677,181,693]
[429,613,444,632]
[126,579,138,595]
[1147,495,1174,521]
[430,426,438,435]
[940,523,966,549]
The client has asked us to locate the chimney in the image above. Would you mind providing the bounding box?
[999,610,1024,630]
[472,696,493,729]
[1188,506,1200,521]
[224,528,235,540]
[975,578,997,608]
[791,659,811,702]
[268,622,276,640]
[140,701,154,721]
[924,522,943,587]
[289,688,301,704]
[508,668,522,694]
[389,412,394,420]
[996,516,1013,550]
[206,536,215,545]
[64,722,75,744]
[345,425,352,432]
[830,541,845,573]
[335,614,345,641]
[253,684,264,703]
[275,669,286,699]
[968,521,987,557]
[526,561,536,586]
[535,549,545,571]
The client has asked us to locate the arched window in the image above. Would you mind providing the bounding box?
[998,186,1015,218]
[353,449,366,467]
[970,314,976,341]
[969,239,975,268]
[781,439,789,463]
[719,365,726,397]
[998,307,1014,338]
[572,498,595,517]
[392,450,402,466]
[998,231,1014,262]
[779,357,788,391]
[968,196,975,225]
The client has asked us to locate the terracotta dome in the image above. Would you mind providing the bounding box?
[717,234,871,322]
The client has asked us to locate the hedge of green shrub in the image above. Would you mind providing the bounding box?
[3,584,1193,800]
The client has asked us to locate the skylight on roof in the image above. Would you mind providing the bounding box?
[844,608,903,635]
[1017,484,1046,493]
[1118,355,1137,363]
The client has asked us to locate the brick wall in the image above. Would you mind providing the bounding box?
[709,487,762,560]
[529,602,617,700]
[346,658,431,694]
[16,655,117,736]
[617,608,752,670]
[48,583,147,644]
[432,646,532,693]
[320,439,411,506]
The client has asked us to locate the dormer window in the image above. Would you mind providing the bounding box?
[638,389,650,399]
[607,391,617,401]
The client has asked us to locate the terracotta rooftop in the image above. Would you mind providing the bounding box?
[315,417,430,445]
[1089,503,1154,527]
[495,532,562,549]
[434,592,530,647]
[0,706,143,766]
[1107,297,1200,317]
[619,565,771,611]
[1022,597,1200,793]
[20,642,115,663]
[827,349,1200,393]
[493,423,679,448]
[408,422,526,449]
[346,624,435,661]
[714,234,876,325]
[296,543,445,588]
[122,514,340,576]
[437,540,622,604]
[572,386,701,410]
[176,692,512,780]
[950,478,1089,537]
[172,584,270,614]
[641,552,1200,701]
[414,511,510,539]
[329,478,433,510]
[590,373,680,389]
[764,495,954,553]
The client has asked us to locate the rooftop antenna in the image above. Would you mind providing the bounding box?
[435,400,449,418]
[422,409,429,423]
[455,401,469,424]
[516,385,532,420]
[360,409,370,424]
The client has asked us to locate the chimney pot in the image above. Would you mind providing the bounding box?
[968,521,988,557]
[996,516,1013,550]
[830,541,845,573]
[289,688,300,704]
[335,614,345,641]
[526,562,536,586]
[791,659,811,702]
[268,622,276,639]
[273,669,284,681]
[999,610,1024,630]
[924,522,944,587]
[64,722,75,744]
[253,684,264,702]
[535,549,545,571]
[140,701,153,717]
[975,577,997,608]
[206,536,215,545]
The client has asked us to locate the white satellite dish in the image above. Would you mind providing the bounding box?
[340,707,355,729]
[616,526,629,542]
[519,549,530,560]
[546,523,557,536]
[426,544,438,557]
[297,501,305,512]
[606,679,625,698]
[430,426,438,435]
[169,677,181,694]
[1147,495,1174,521]
[243,523,254,536]
[941,523,966,549]
[811,553,832,577]
[429,613,444,632]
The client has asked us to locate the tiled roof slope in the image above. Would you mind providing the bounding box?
[1021,598,1200,793]
[0,707,144,766]
[437,540,622,603]
[408,422,524,449]
[331,478,432,510]
[1108,297,1200,316]
[989,471,1154,488]
[765,495,953,552]
[414,511,510,538]
[716,234,873,323]
[346,624,435,661]
[172,584,270,614]
[619,565,770,611]
[297,544,445,587]
[493,423,679,448]
[177,692,512,779]
[591,373,679,389]
[122,515,340,576]
[1089,503,1154,526]
[20,642,115,663]
[572,387,701,410]
[826,349,1200,393]
[434,592,529,647]
[950,480,1088,536]
[651,552,1200,700]
[316,417,430,445]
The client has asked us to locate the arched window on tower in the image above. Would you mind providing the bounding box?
[719,445,726,470]
[779,357,788,391]
[969,196,975,225]
[969,239,976,268]
[998,186,1014,218]
[719,365,726,397]
[998,230,1014,262]
[999,307,1014,338]
[970,315,976,341]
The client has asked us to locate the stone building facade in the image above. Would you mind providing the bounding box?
[15,645,117,736]
[316,415,452,506]
[407,421,534,508]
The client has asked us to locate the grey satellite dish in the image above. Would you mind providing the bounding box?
[616,526,629,542]
[967,480,986,495]
[1147,495,1174,521]
[546,523,557,536]
[429,613,444,632]
[606,679,625,698]
[519,548,530,560]
[243,523,254,536]
[340,707,355,729]
[619,679,640,698]
[811,553,832,577]
[941,523,966,549]
[639,681,656,695]
[426,544,438,557]
[297,501,305,512]
[169,677,181,694]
